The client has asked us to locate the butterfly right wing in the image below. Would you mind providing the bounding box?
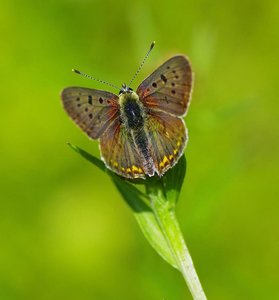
[99,119,146,179]
[137,55,192,117]
[61,87,119,139]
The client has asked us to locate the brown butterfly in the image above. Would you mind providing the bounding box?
[61,42,192,179]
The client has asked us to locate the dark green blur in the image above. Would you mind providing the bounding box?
[0,0,278,299]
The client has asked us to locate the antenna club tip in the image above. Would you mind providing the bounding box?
[72,69,80,74]
[150,41,155,49]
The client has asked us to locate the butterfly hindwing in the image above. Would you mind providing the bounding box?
[137,55,192,116]
[146,110,187,176]
[61,87,119,139]
[99,119,146,179]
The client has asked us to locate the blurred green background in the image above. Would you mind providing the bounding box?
[1,0,278,299]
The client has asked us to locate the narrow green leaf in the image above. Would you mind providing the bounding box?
[68,143,178,269]
[113,177,178,269]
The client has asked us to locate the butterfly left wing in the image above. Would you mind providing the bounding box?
[137,55,192,117]
[61,87,119,139]
[146,110,187,176]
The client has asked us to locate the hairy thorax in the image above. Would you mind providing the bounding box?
[119,91,145,131]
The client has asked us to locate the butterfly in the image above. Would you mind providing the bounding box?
[61,42,192,179]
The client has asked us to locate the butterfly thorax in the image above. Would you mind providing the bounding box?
[119,91,145,131]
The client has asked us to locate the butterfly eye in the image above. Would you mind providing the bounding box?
[128,87,133,92]
[119,89,124,95]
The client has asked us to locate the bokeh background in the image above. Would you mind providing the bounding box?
[1,0,278,299]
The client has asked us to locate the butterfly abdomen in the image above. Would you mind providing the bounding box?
[133,129,155,177]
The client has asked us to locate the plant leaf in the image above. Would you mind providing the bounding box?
[68,143,179,268]
[113,177,178,269]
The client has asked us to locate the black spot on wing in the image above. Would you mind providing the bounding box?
[160,74,167,83]
[88,95,92,105]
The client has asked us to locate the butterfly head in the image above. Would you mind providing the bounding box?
[119,83,133,95]
[118,83,140,106]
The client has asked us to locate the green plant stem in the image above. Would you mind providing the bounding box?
[149,190,207,300]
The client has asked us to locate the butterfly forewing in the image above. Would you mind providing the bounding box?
[61,87,119,139]
[146,110,187,176]
[100,121,146,178]
[137,55,192,116]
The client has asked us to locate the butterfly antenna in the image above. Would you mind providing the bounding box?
[72,69,121,91]
[128,41,155,87]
